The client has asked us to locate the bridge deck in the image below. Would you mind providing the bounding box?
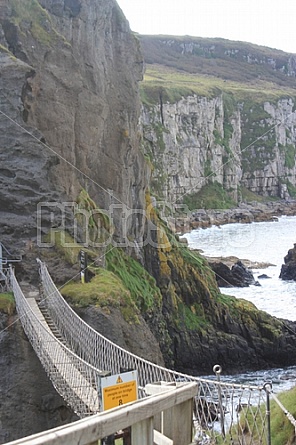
[26,296,100,413]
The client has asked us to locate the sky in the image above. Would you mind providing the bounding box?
[116,0,296,54]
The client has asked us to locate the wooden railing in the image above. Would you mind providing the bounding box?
[4,382,198,445]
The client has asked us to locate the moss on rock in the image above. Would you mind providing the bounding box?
[10,0,65,47]
[0,292,15,315]
[61,269,140,324]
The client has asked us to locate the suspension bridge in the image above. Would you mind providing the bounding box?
[2,257,296,444]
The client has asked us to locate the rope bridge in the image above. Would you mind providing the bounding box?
[8,262,296,444]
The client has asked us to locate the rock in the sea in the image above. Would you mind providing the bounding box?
[280,243,296,281]
[209,260,258,287]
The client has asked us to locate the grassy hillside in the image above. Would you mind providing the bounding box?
[139,35,296,105]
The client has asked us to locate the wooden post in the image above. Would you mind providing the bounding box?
[145,381,194,445]
[131,417,154,445]
[162,398,194,445]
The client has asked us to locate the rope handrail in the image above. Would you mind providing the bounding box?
[36,260,272,443]
[37,259,263,391]
[268,386,296,431]
[9,267,105,417]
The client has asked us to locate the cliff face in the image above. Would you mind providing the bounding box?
[140,36,296,205]
[142,93,296,205]
[142,95,242,203]
[0,0,147,248]
[0,313,77,443]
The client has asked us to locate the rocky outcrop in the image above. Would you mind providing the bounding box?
[0,0,148,440]
[143,201,296,375]
[187,200,296,231]
[142,94,242,203]
[209,260,258,288]
[280,243,296,281]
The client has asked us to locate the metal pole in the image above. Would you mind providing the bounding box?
[0,242,3,275]
[213,364,225,438]
[263,382,272,445]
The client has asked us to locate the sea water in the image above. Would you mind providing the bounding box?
[182,215,296,389]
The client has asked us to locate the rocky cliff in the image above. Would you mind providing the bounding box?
[0,0,147,250]
[140,36,296,206]
[2,3,296,443]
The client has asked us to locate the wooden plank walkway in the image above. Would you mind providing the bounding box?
[26,296,100,413]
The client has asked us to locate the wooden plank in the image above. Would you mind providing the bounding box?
[153,430,173,445]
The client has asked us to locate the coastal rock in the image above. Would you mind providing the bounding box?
[209,260,258,287]
[0,313,77,443]
[258,274,271,279]
[280,243,296,281]
[188,201,296,231]
[144,209,296,375]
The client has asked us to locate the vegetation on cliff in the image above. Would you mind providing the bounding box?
[40,187,296,373]
[183,181,236,210]
[142,192,294,373]
[139,35,296,89]
[61,269,140,324]
[139,35,296,206]
[140,63,294,106]
[10,0,68,47]
[0,292,15,315]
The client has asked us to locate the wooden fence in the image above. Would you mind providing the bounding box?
[4,382,198,445]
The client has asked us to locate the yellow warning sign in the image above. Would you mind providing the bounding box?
[101,371,138,411]
[103,380,137,411]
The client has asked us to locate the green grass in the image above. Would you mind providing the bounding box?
[140,64,296,106]
[240,186,279,203]
[61,269,140,323]
[239,386,296,445]
[106,248,162,313]
[183,181,236,210]
[181,303,209,330]
[0,292,15,315]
